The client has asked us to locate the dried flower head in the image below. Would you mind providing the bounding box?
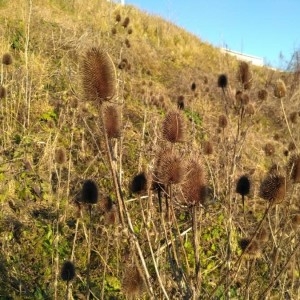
[177,95,185,110]
[122,16,130,28]
[100,196,114,213]
[287,155,300,183]
[127,28,133,34]
[202,141,213,155]
[289,111,298,124]
[162,110,185,143]
[115,13,121,23]
[81,179,98,204]
[156,149,185,185]
[291,214,300,230]
[103,105,121,138]
[55,147,67,165]
[181,159,206,206]
[191,82,196,91]
[218,115,228,129]
[245,103,255,115]
[274,79,286,98]
[264,143,275,156]
[288,142,296,151]
[81,47,116,103]
[0,86,6,99]
[125,38,131,48]
[122,265,144,297]
[2,53,13,65]
[257,89,268,101]
[259,174,286,204]
[237,61,252,89]
[217,74,228,89]
[236,175,251,198]
[104,204,119,225]
[239,238,260,259]
[111,27,117,35]
[61,261,75,282]
[130,172,148,194]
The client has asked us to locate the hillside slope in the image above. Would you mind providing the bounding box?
[0,0,300,299]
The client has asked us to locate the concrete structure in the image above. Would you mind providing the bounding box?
[220,48,264,67]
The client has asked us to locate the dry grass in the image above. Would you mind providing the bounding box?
[0,0,300,299]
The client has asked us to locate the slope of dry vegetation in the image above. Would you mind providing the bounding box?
[0,0,300,299]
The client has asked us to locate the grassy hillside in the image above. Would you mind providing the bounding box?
[0,0,300,299]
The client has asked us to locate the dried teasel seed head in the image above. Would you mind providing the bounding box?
[122,16,130,28]
[81,179,99,204]
[181,159,206,206]
[81,47,116,103]
[103,105,121,138]
[125,38,131,48]
[202,141,213,155]
[237,93,249,106]
[2,53,13,65]
[111,27,117,35]
[61,261,75,282]
[115,13,121,23]
[130,172,148,194]
[245,103,255,115]
[236,175,251,198]
[217,74,228,88]
[218,115,228,129]
[104,204,119,225]
[287,155,300,183]
[239,239,260,259]
[291,214,300,230]
[257,89,268,101]
[162,110,185,143]
[156,149,185,185]
[274,79,286,98]
[122,265,144,297]
[177,95,185,110]
[100,196,114,213]
[259,174,286,204]
[127,28,133,34]
[55,147,67,165]
[0,85,6,99]
[191,82,196,91]
[289,111,298,124]
[288,142,296,151]
[264,143,275,156]
[237,61,252,89]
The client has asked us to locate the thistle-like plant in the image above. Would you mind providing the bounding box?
[162,110,185,143]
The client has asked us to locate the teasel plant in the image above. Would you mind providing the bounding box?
[80,46,155,297]
[60,260,76,300]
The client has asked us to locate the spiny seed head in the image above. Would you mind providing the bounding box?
[287,155,300,183]
[181,159,206,206]
[291,214,300,229]
[156,149,185,185]
[191,82,196,91]
[122,265,144,297]
[115,13,121,22]
[239,239,260,259]
[55,147,67,165]
[264,143,275,156]
[130,172,148,194]
[259,174,286,204]
[127,28,133,34]
[125,38,131,48]
[289,111,298,124]
[111,27,117,35]
[245,103,255,115]
[218,115,228,129]
[177,96,185,110]
[202,141,213,155]
[61,261,75,282]
[81,47,116,103]
[237,61,252,89]
[288,142,296,151]
[236,175,251,197]
[100,196,113,213]
[104,204,119,225]
[122,17,130,28]
[258,89,268,101]
[274,79,286,98]
[217,74,228,88]
[2,53,13,65]
[162,110,185,143]
[103,104,121,138]
[0,85,6,99]
[81,179,98,204]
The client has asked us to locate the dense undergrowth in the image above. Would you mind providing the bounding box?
[0,0,300,299]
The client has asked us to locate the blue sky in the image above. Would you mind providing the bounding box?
[125,0,300,69]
